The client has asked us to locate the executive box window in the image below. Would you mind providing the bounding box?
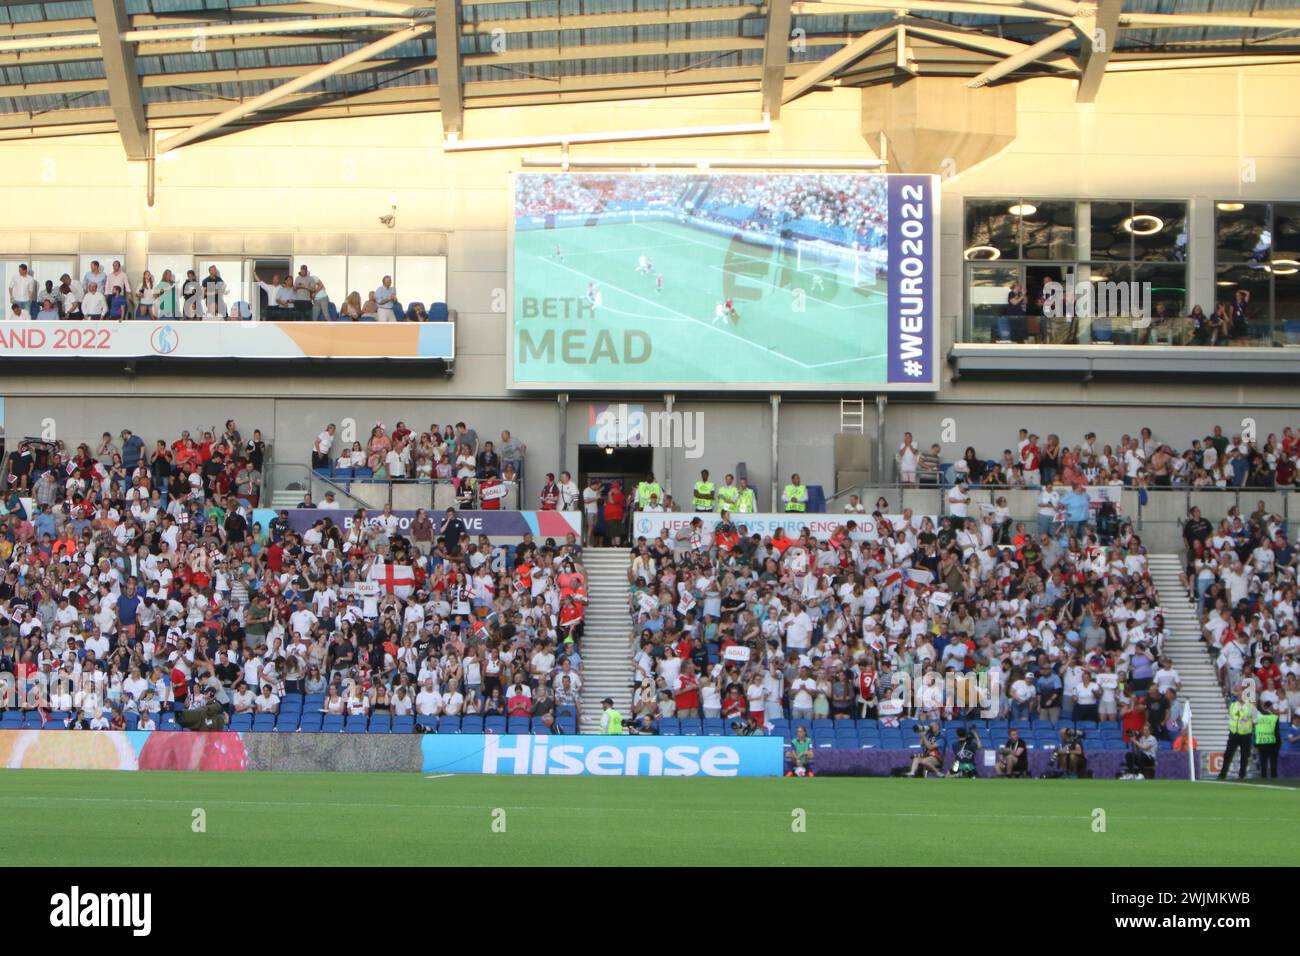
[1214,201,1300,346]
[963,199,1188,345]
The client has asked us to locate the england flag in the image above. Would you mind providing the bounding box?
[366,560,416,599]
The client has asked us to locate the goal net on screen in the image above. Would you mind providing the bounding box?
[795,239,878,288]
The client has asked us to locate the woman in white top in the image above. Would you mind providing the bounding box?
[136,270,158,319]
[323,685,346,715]
[455,444,477,480]
[337,441,365,470]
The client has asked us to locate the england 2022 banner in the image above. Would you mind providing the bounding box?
[509,172,938,391]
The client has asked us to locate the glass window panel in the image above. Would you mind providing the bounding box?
[1215,202,1270,265]
[146,254,192,290]
[395,255,447,307]
[1073,262,1129,345]
[346,256,395,306]
[1273,268,1300,346]
[1019,200,1076,260]
[294,255,345,311]
[1132,201,1188,262]
[31,259,75,306]
[1133,263,1186,345]
[1271,202,1300,263]
[964,200,1019,261]
[79,253,124,288]
[966,265,1020,343]
[1088,201,1131,261]
[196,259,243,319]
[1215,265,1271,346]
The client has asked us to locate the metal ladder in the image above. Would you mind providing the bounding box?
[840,397,865,433]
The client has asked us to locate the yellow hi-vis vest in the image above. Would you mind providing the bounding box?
[636,482,661,509]
[736,488,757,513]
[692,481,715,510]
[717,484,740,512]
[1254,712,1278,745]
[1228,700,1256,735]
[783,483,807,512]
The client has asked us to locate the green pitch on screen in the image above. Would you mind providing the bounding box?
[3,770,1296,867]
[512,221,888,387]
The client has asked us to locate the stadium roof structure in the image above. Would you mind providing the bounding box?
[3,0,1300,154]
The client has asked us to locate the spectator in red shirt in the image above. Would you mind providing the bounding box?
[603,481,626,547]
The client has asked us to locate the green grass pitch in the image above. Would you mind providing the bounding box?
[3,770,1296,866]
[513,220,888,386]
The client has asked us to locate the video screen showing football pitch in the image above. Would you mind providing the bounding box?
[509,172,936,390]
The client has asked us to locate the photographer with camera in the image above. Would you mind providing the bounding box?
[996,727,1030,777]
[1057,725,1088,777]
[907,721,945,778]
[949,724,982,777]
[1121,722,1158,779]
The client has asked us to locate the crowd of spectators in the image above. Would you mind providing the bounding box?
[1180,499,1299,713]
[620,491,1204,762]
[311,420,528,507]
[514,175,686,217]
[0,418,582,732]
[694,174,887,248]
[897,423,1300,491]
[6,261,443,323]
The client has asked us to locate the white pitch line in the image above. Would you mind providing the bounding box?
[1202,780,1297,791]
[424,773,455,780]
[537,254,814,369]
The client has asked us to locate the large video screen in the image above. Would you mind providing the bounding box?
[508,171,938,391]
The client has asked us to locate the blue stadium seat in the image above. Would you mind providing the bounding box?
[831,737,856,749]
[392,716,415,734]
[252,714,276,732]
[276,713,300,732]
[462,716,485,734]
[656,718,681,736]
[483,716,506,734]
[1075,720,1099,731]
[158,714,179,731]
[812,719,835,734]
[532,722,553,735]
[416,716,438,732]
[430,302,449,322]
[369,715,392,734]
[304,694,325,708]
[298,714,322,732]
[229,714,253,731]
[702,719,724,736]
[344,715,369,733]
[507,717,531,734]
[834,725,858,738]
[557,716,577,735]
[438,716,461,734]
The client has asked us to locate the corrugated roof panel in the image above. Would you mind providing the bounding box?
[55,60,105,80]
[3,4,48,24]
[19,63,60,83]
[45,1,95,19]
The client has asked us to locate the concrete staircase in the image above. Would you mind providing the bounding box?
[577,547,636,733]
[1147,552,1229,751]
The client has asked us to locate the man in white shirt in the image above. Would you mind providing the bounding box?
[375,276,397,321]
[8,263,36,316]
[844,494,866,514]
[80,282,107,319]
[789,666,818,720]
[319,491,341,510]
[947,481,971,520]
[558,471,579,511]
[105,260,129,297]
[313,423,336,470]
[783,602,813,653]
[897,433,920,484]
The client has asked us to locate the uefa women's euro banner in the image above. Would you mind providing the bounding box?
[509,172,938,391]
[0,321,454,361]
[421,734,784,777]
[630,512,937,544]
[283,509,581,545]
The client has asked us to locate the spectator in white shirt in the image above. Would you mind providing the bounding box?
[375,276,397,321]
[8,263,36,315]
[81,282,107,319]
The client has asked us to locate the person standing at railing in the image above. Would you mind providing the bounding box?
[782,474,808,513]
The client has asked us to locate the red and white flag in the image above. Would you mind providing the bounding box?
[366,560,415,599]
